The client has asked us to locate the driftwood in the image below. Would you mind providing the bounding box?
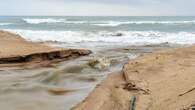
[123,83,150,94]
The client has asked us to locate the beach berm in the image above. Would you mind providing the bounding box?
[0,31,91,66]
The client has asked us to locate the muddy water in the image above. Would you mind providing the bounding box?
[0,43,182,110]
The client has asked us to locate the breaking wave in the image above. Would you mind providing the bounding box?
[23,18,68,24]
[23,18,88,24]
[4,29,195,46]
[22,18,195,27]
[0,23,13,26]
[92,20,195,27]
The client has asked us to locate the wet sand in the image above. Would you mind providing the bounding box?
[73,46,195,110]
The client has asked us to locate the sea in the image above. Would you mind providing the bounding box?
[0,16,195,110]
[1,16,195,47]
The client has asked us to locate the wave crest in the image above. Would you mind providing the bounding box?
[92,20,195,27]
[23,18,88,24]
[23,18,67,24]
[0,23,13,26]
[22,18,195,26]
[5,29,195,45]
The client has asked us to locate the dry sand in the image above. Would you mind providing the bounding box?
[0,31,91,66]
[73,46,195,110]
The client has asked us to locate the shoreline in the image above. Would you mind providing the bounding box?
[0,31,91,67]
[1,30,195,110]
[73,45,195,110]
[1,16,195,110]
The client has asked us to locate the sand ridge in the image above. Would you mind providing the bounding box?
[0,31,91,66]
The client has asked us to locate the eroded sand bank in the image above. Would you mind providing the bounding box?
[73,46,195,110]
[0,31,94,110]
[0,31,91,66]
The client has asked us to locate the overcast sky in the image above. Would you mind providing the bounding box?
[0,0,194,16]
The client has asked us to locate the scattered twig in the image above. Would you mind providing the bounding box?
[179,87,195,96]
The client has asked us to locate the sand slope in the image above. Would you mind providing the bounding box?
[73,46,195,110]
[0,31,91,65]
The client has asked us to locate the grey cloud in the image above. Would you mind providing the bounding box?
[0,0,195,16]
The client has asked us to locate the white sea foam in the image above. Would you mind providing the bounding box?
[127,21,195,24]
[23,18,88,24]
[0,23,13,26]
[92,21,131,26]
[4,29,195,45]
[92,20,195,27]
[22,18,195,26]
[23,18,67,24]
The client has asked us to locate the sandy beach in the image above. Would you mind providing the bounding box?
[1,16,195,110]
[73,46,195,110]
[1,30,195,110]
[0,31,91,66]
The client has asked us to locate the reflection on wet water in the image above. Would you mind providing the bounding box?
[0,43,181,110]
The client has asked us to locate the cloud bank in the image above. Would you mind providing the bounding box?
[0,0,194,16]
